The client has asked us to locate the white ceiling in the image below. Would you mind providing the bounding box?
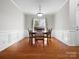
[11,0,68,14]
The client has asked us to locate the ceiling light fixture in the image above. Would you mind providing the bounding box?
[36,3,44,17]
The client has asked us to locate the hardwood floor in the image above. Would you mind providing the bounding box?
[0,37,78,59]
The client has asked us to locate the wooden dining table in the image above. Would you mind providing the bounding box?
[29,30,51,46]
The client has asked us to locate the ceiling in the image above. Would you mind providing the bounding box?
[11,0,68,14]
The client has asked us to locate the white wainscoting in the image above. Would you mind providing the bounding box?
[0,30,24,52]
[52,30,69,46]
[76,30,79,46]
[0,30,77,52]
[52,30,78,46]
[68,30,76,46]
[69,30,79,46]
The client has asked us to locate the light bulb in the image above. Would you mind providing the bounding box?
[37,13,43,17]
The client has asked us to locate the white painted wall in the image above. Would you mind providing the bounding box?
[0,0,24,51]
[23,14,33,37]
[76,0,79,45]
[69,0,76,30]
[68,0,79,46]
[45,14,55,30]
[76,11,79,26]
[54,1,69,30]
[53,1,70,45]
[0,0,24,31]
[53,0,79,46]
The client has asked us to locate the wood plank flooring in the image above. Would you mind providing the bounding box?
[0,37,78,59]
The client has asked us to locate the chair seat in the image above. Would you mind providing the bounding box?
[35,32,44,36]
